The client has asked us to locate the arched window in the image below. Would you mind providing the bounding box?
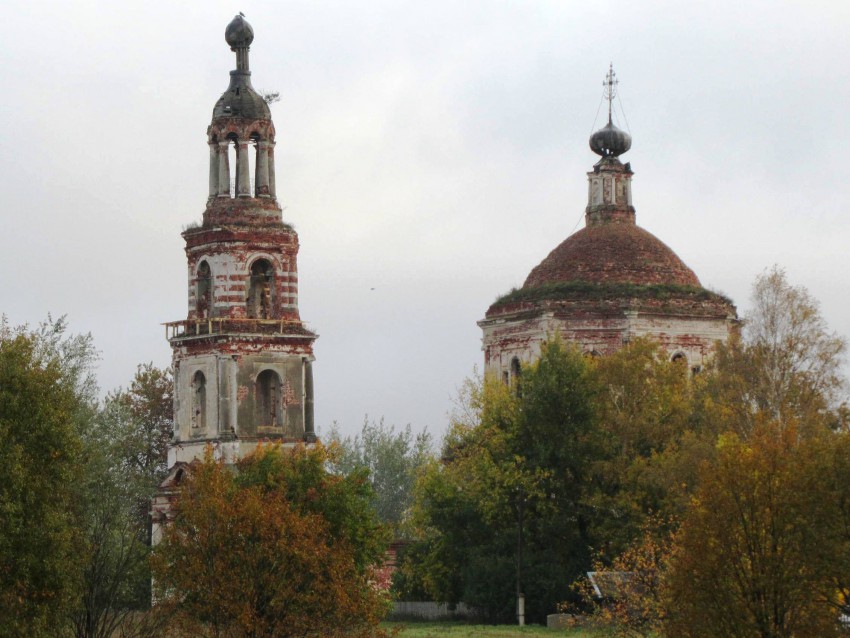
[671,352,687,365]
[255,370,282,428]
[510,357,522,396]
[192,371,207,430]
[247,259,274,319]
[196,261,212,318]
[510,357,522,380]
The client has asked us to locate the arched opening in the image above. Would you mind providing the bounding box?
[255,369,282,428]
[671,352,688,365]
[510,357,522,379]
[227,134,238,198]
[192,371,207,430]
[247,259,274,319]
[249,132,260,197]
[196,261,212,318]
[510,356,522,396]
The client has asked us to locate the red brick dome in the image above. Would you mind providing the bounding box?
[524,222,700,289]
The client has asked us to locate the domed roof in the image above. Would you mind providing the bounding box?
[225,14,254,48]
[212,85,270,121]
[212,14,270,121]
[523,222,700,289]
[590,121,631,158]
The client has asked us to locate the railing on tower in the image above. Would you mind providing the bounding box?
[164,318,311,339]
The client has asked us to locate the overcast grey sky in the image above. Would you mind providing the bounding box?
[1,0,849,439]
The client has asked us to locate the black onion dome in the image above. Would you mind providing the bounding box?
[590,121,632,158]
[225,14,254,48]
[214,14,269,121]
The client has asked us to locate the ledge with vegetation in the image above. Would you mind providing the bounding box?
[489,281,733,310]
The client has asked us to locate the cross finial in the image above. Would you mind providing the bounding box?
[603,63,618,125]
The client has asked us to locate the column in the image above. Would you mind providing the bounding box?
[256,140,270,197]
[208,143,219,199]
[236,139,251,197]
[303,359,315,441]
[236,48,250,72]
[268,141,276,199]
[217,141,230,197]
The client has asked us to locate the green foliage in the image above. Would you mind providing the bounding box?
[695,266,848,438]
[586,339,704,556]
[812,432,850,621]
[406,266,850,631]
[0,318,169,638]
[69,365,174,638]
[152,444,391,638]
[568,514,676,637]
[385,623,601,637]
[236,442,392,573]
[665,423,844,638]
[328,417,434,534]
[746,266,846,415]
[404,339,601,623]
[0,317,93,638]
[70,410,160,638]
[111,363,174,487]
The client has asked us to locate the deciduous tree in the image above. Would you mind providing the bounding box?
[69,395,170,638]
[327,417,433,534]
[152,444,391,638]
[696,267,847,438]
[665,423,841,638]
[747,266,846,419]
[113,363,174,487]
[0,317,93,638]
[569,515,676,638]
[586,338,698,555]
[404,339,602,622]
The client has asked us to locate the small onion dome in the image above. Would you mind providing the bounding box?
[589,121,632,158]
[225,14,254,48]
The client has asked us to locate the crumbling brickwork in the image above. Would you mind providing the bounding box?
[161,14,317,471]
[480,121,737,379]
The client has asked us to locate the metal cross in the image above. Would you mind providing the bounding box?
[603,63,618,124]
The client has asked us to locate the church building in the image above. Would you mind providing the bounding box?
[153,15,317,539]
[479,68,737,381]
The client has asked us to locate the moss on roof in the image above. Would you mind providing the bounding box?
[491,281,733,309]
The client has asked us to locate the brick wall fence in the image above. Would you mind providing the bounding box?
[388,602,474,622]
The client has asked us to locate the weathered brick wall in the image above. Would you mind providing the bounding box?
[169,341,315,467]
[480,293,736,379]
[184,223,301,321]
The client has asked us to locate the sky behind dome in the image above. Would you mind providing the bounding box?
[1,0,849,440]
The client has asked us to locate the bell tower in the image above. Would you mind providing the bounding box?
[164,14,317,466]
